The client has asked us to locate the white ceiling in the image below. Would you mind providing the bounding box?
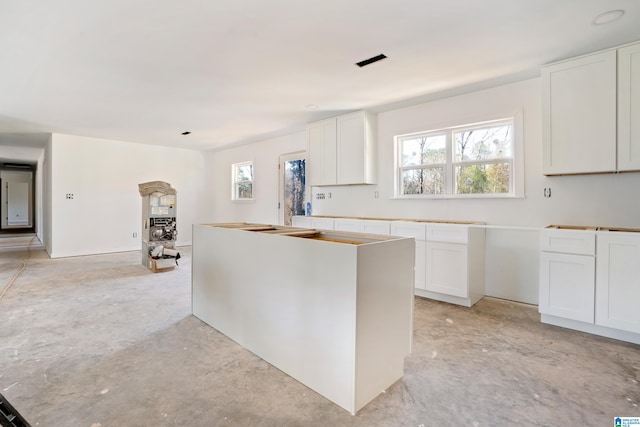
[1,0,640,157]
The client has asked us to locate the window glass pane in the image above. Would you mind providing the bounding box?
[401,134,446,166]
[237,182,252,199]
[236,163,253,181]
[454,124,512,162]
[402,167,444,195]
[455,163,510,194]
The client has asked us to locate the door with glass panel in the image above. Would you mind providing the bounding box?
[279,152,307,226]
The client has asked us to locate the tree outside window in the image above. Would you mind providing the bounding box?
[232,161,253,200]
[396,118,515,198]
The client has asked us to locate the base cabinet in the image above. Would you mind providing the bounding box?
[540,227,640,345]
[425,242,468,298]
[595,231,640,334]
[539,251,595,323]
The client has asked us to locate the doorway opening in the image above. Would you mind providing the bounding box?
[0,163,36,235]
[279,152,307,226]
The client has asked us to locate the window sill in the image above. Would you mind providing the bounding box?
[231,199,255,204]
[391,193,525,200]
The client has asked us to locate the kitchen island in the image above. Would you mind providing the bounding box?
[191,223,414,415]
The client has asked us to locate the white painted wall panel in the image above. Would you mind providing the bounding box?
[49,133,206,258]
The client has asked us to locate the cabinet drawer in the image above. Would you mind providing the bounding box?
[426,224,468,244]
[389,221,426,240]
[361,220,390,235]
[311,217,334,230]
[540,228,596,255]
[333,219,361,233]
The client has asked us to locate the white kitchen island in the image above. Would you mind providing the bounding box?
[191,223,415,415]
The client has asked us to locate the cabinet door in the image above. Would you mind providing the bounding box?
[336,111,376,185]
[542,50,617,175]
[333,218,361,233]
[361,220,390,235]
[618,42,640,171]
[425,242,468,298]
[539,252,595,323]
[595,232,640,333]
[307,118,337,186]
[311,217,334,230]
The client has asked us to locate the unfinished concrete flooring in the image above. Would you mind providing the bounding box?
[1,247,639,426]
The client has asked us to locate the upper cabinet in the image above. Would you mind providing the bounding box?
[618,43,640,171]
[542,41,640,175]
[307,110,377,186]
[542,50,617,175]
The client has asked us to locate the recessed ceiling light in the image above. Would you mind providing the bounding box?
[305,104,318,110]
[181,131,191,135]
[592,9,625,25]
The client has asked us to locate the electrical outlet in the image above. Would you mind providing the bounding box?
[65,193,74,200]
[374,191,379,198]
[315,193,325,200]
[133,232,138,238]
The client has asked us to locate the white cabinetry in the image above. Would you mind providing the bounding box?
[308,118,337,186]
[307,111,376,186]
[390,221,426,291]
[422,224,485,307]
[539,227,640,345]
[539,228,596,323]
[542,50,617,175]
[334,218,390,235]
[618,43,640,171]
[595,231,640,334]
[542,41,640,175]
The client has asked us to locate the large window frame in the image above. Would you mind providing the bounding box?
[231,161,254,202]
[394,114,523,199]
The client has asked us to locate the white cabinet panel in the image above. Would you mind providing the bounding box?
[539,228,596,255]
[542,50,617,175]
[361,220,390,235]
[539,252,595,323]
[336,111,376,185]
[307,118,337,186]
[618,42,640,171]
[390,221,426,240]
[414,240,426,291]
[334,218,361,233]
[425,242,468,298]
[307,111,376,186]
[596,232,640,333]
[311,217,334,230]
[426,223,469,244]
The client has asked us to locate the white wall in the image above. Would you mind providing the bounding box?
[203,131,306,224]
[205,77,640,305]
[49,133,206,258]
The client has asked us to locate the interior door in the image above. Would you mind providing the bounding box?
[7,182,30,226]
[279,152,307,226]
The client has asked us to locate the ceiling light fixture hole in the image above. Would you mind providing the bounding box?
[592,9,625,25]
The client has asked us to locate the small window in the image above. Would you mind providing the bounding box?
[232,161,253,201]
[396,118,518,198]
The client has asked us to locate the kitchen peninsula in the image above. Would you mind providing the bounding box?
[191,223,415,415]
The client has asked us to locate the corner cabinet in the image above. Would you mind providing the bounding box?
[307,111,377,186]
[542,41,640,175]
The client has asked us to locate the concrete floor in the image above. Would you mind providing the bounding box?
[1,245,639,427]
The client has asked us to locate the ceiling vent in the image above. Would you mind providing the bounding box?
[356,54,387,68]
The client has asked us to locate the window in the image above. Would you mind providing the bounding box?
[396,117,519,198]
[232,161,253,201]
